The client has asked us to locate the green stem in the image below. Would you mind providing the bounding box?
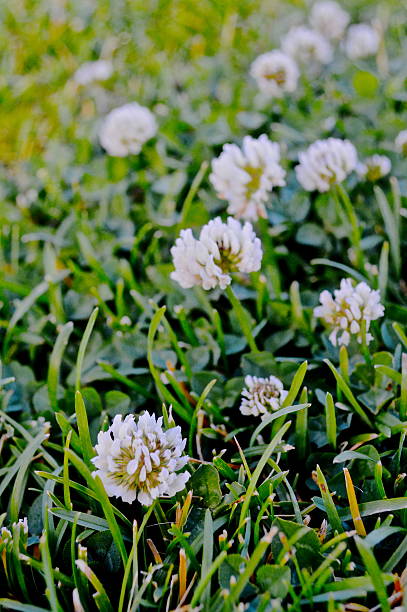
[336,184,364,271]
[360,319,372,366]
[258,218,281,299]
[225,284,258,353]
[177,161,209,231]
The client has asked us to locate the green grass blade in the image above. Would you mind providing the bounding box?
[400,353,407,420]
[378,240,389,299]
[47,321,74,412]
[324,359,372,427]
[39,529,62,612]
[240,421,291,527]
[311,259,368,283]
[190,550,227,607]
[178,160,208,230]
[201,509,214,609]
[315,465,343,533]
[325,392,337,449]
[282,361,308,408]
[3,279,49,355]
[375,185,400,275]
[354,535,391,612]
[75,559,114,612]
[50,507,109,531]
[228,528,277,606]
[74,390,94,467]
[383,533,407,571]
[66,449,128,566]
[0,429,48,500]
[225,284,258,353]
[75,306,99,391]
[147,306,191,423]
[0,601,50,612]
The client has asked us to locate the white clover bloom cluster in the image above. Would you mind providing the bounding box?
[357,155,391,181]
[310,1,350,40]
[92,412,190,505]
[344,24,380,60]
[74,59,113,85]
[240,375,288,418]
[395,130,407,155]
[295,138,358,192]
[171,217,262,290]
[314,278,385,347]
[209,135,286,221]
[250,50,299,98]
[99,103,157,157]
[281,26,332,65]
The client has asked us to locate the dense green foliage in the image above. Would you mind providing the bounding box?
[1,0,407,610]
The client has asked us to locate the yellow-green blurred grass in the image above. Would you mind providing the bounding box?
[0,0,297,162]
[2,0,402,162]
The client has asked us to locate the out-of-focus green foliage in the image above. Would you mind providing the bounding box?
[0,0,406,610]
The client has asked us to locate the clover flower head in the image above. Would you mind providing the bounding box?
[310,1,350,40]
[281,26,332,65]
[92,412,190,505]
[171,217,262,290]
[345,24,380,60]
[250,50,299,98]
[74,59,113,85]
[240,375,288,418]
[314,278,385,347]
[357,155,391,181]
[295,137,358,192]
[209,135,286,221]
[99,102,157,157]
[395,130,407,155]
[170,228,227,290]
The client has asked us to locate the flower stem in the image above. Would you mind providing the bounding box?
[360,319,372,366]
[177,161,209,232]
[226,285,258,353]
[336,184,364,271]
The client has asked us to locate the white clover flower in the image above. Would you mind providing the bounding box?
[344,24,380,60]
[357,155,391,181]
[209,135,286,221]
[281,26,332,65]
[395,130,407,155]
[250,50,299,98]
[310,1,350,41]
[295,137,358,192]
[314,278,385,347]
[240,375,288,418]
[171,217,262,290]
[171,228,230,290]
[99,103,157,157]
[92,412,190,505]
[73,60,113,85]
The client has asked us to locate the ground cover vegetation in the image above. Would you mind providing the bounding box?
[1,0,407,610]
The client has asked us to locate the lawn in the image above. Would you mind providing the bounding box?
[0,0,407,610]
